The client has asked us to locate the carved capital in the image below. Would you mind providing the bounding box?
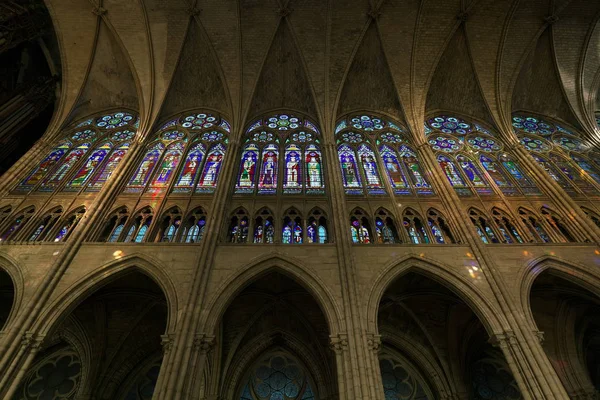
[533,330,545,344]
[488,330,516,348]
[365,332,382,352]
[329,333,348,354]
[161,334,175,353]
[21,332,45,353]
[194,334,216,354]
[544,14,559,24]
[92,6,107,16]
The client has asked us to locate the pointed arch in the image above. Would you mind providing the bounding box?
[349,207,373,244]
[367,255,505,336]
[253,207,275,244]
[202,254,342,337]
[0,253,24,331]
[490,207,524,244]
[426,208,457,244]
[26,206,64,242]
[401,208,429,244]
[227,207,250,243]
[518,256,600,331]
[34,254,179,336]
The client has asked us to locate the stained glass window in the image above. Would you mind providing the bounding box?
[518,208,550,243]
[196,143,225,193]
[375,210,398,244]
[124,208,153,243]
[380,145,409,195]
[427,209,455,244]
[173,143,205,192]
[428,135,463,153]
[469,209,499,244]
[180,113,219,129]
[438,155,470,196]
[236,144,259,193]
[338,145,362,194]
[512,115,555,136]
[549,152,594,194]
[456,154,491,195]
[571,155,600,185]
[498,154,540,195]
[358,144,384,194]
[18,143,70,191]
[87,143,129,191]
[403,209,429,244]
[53,208,85,242]
[125,143,164,192]
[305,144,324,194]
[350,210,371,244]
[258,144,278,194]
[520,136,552,152]
[380,355,433,400]
[146,142,185,193]
[427,115,472,135]
[38,143,90,191]
[0,207,35,241]
[399,145,432,195]
[182,208,206,243]
[65,142,111,191]
[254,210,275,244]
[492,209,524,244]
[467,135,501,153]
[96,112,136,129]
[541,207,576,242]
[284,144,303,193]
[228,209,249,243]
[28,208,62,242]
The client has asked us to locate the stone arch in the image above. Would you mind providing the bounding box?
[34,253,178,336]
[367,255,505,336]
[202,253,342,336]
[519,255,600,330]
[0,253,23,331]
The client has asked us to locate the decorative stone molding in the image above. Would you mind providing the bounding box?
[278,6,293,17]
[365,332,382,352]
[488,330,516,349]
[21,331,45,353]
[533,330,545,344]
[544,14,559,24]
[329,333,348,354]
[367,7,381,20]
[194,333,216,354]
[161,334,175,354]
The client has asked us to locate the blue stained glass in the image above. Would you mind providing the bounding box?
[161,130,185,141]
[555,124,574,135]
[75,118,92,128]
[387,122,402,132]
[147,142,184,190]
[134,225,148,243]
[111,130,135,141]
[341,131,363,143]
[572,155,600,184]
[553,135,586,152]
[196,143,225,192]
[476,226,489,244]
[252,131,274,142]
[379,132,403,143]
[350,115,384,131]
[480,156,511,187]
[428,115,472,135]
[174,143,205,190]
[87,144,129,191]
[520,135,552,152]
[512,115,555,136]
[429,222,445,244]
[39,144,89,191]
[424,123,432,135]
[258,144,278,194]
[201,131,224,142]
[267,114,300,130]
[247,120,262,132]
[160,119,178,130]
[380,145,409,194]
[456,155,487,187]
[429,135,462,152]
[127,144,164,190]
[335,120,347,134]
[399,146,430,190]
[71,129,96,142]
[358,144,383,193]
[236,144,258,192]
[475,124,493,135]
[304,119,319,134]
[338,145,361,191]
[284,144,302,192]
[20,143,69,189]
[54,226,69,242]
[109,224,124,242]
[467,136,501,152]
[282,226,292,244]
[180,113,217,129]
[67,144,110,189]
[95,112,135,129]
[318,226,327,243]
[291,131,313,142]
[219,119,231,133]
[438,155,467,187]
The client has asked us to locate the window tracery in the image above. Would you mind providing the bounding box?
[513,113,600,197]
[426,114,540,197]
[155,207,183,242]
[235,113,323,195]
[350,209,372,244]
[374,209,399,244]
[307,209,328,244]
[124,112,229,194]
[427,208,456,244]
[124,207,153,243]
[282,209,303,244]
[582,207,600,229]
[468,208,499,244]
[402,208,430,244]
[379,351,434,400]
[517,208,550,243]
[53,207,85,242]
[491,208,524,244]
[228,208,249,243]
[99,207,130,242]
[16,111,139,193]
[0,206,35,241]
[253,208,275,244]
[540,207,576,243]
[181,207,207,243]
[28,207,63,242]
[336,114,433,196]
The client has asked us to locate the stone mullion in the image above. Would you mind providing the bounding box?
[321,140,375,399]
[0,141,145,393]
[0,138,52,198]
[509,144,600,243]
[154,136,241,399]
[415,143,568,398]
[0,144,141,390]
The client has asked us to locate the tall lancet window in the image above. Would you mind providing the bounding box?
[234,113,324,195]
[426,114,539,197]
[15,111,138,193]
[123,112,230,194]
[513,113,600,197]
[335,114,432,196]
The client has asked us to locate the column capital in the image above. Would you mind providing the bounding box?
[365,332,382,352]
[161,333,175,354]
[329,333,348,354]
[533,330,544,344]
[194,333,216,354]
[488,330,517,348]
[21,332,45,353]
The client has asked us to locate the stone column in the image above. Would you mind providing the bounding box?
[1,332,44,398]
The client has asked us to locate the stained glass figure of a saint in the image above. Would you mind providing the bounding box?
[338,145,361,189]
[258,144,278,193]
[305,145,323,191]
[380,146,408,193]
[284,144,302,190]
[67,143,110,189]
[20,144,69,189]
[197,144,225,192]
[175,143,204,190]
[39,144,89,190]
[87,144,129,190]
[237,144,258,191]
[127,144,163,190]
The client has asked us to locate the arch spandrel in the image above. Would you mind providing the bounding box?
[33,253,179,336]
[366,255,506,336]
[201,254,343,336]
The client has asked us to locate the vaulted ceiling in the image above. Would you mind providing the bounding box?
[44,0,600,143]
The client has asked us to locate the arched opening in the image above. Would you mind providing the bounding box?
[214,271,337,400]
[377,271,521,399]
[0,268,15,330]
[14,270,168,399]
[529,270,600,397]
